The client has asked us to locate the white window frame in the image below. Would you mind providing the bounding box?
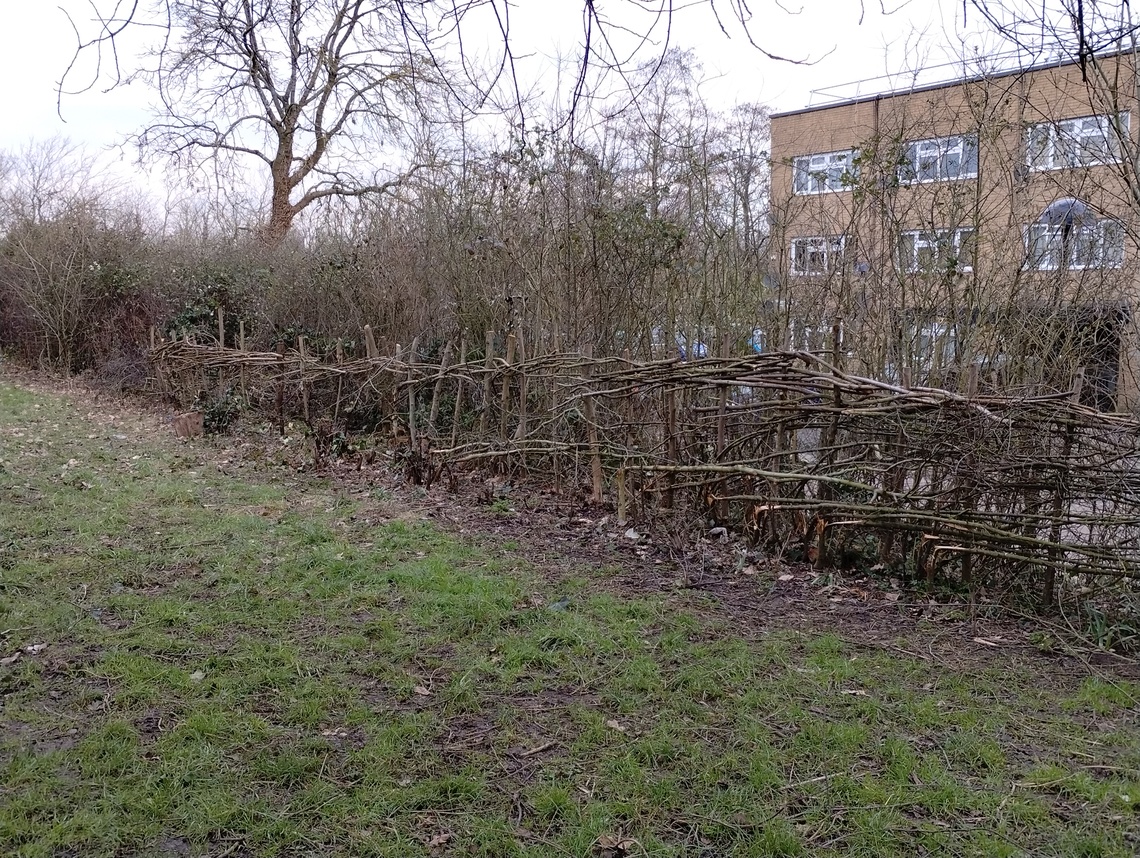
[899,135,979,184]
[897,228,976,274]
[1024,219,1125,270]
[792,150,859,195]
[1026,113,1129,171]
[790,235,846,275]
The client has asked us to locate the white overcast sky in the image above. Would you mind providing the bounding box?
[0,0,998,156]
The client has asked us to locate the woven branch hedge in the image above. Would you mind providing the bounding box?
[152,336,1140,599]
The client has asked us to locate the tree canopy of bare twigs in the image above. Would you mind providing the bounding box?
[58,0,827,244]
[64,1,453,245]
[967,0,1139,70]
[0,138,148,371]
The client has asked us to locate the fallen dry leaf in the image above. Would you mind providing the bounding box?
[841,689,868,696]
[605,719,627,733]
[594,833,641,856]
[777,573,795,582]
[0,653,19,666]
[428,831,453,848]
[413,685,432,696]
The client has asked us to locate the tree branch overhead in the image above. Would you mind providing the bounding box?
[59,0,828,243]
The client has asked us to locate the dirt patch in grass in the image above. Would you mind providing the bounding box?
[392,474,1140,690]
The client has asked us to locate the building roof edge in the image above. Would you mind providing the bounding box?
[771,50,1130,120]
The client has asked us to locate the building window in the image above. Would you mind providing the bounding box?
[792,150,859,194]
[897,228,976,274]
[1026,114,1129,170]
[791,235,846,275]
[1025,219,1125,270]
[884,318,960,383]
[913,320,957,371]
[899,135,978,183]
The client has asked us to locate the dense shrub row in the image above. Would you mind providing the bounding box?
[0,53,774,385]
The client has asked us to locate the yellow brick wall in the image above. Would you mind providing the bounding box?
[770,55,1140,410]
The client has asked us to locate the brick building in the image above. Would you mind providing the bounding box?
[769,53,1140,410]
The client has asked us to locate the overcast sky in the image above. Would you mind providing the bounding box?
[0,0,997,156]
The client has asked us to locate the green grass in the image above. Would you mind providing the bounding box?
[1,379,1139,857]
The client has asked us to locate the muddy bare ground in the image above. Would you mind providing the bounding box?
[414,476,1140,685]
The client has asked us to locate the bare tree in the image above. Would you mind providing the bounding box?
[0,139,146,371]
[58,0,838,245]
[63,1,450,245]
[0,137,110,229]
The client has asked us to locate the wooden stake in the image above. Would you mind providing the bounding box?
[450,335,468,449]
[499,332,517,440]
[275,341,286,435]
[960,361,981,590]
[621,347,634,446]
[813,518,829,573]
[662,387,677,509]
[238,320,248,399]
[364,324,378,360]
[814,321,845,570]
[333,339,345,425]
[881,367,911,566]
[407,336,419,447]
[479,330,495,435]
[429,341,454,434]
[1044,367,1084,607]
[715,333,730,522]
[581,343,604,505]
[297,335,309,422]
[152,325,169,398]
[216,306,225,348]
[514,329,529,443]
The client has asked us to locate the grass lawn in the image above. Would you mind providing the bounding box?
[1,377,1138,857]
